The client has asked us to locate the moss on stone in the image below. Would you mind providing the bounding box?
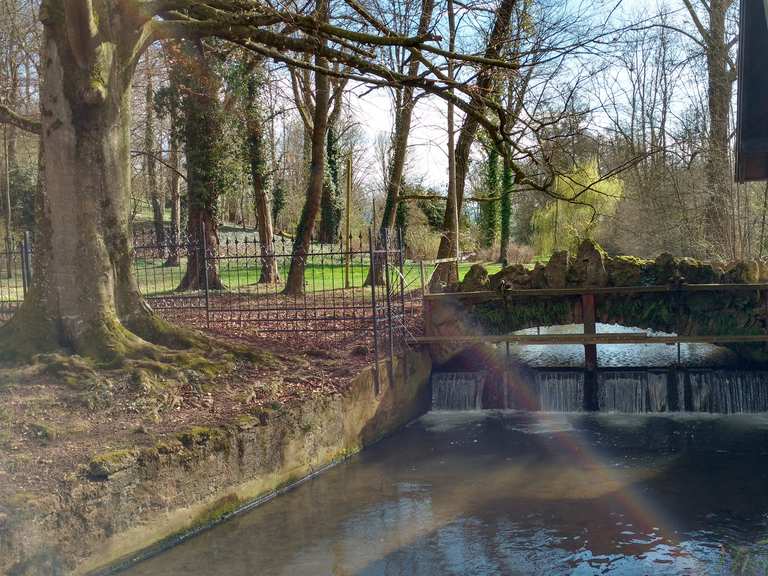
[236,415,259,430]
[460,264,490,292]
[177,426,228,451]
[155,439,184,455]
[472,298,572,334]
[192,494,243,528]
[606,255,652,286]
[678,258,720,284]
[88,449,139,479]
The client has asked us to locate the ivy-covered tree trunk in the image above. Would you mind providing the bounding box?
[159,61,182,267]
[176,40,224,292]
[479,145,500,248]
[145,70,165,251]
[499,154,514,262]
[246,75,279,284]
[0,1,198,362]
[318,125,342,244]
[164,115,182,267]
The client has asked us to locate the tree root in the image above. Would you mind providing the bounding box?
[0,302,267,383]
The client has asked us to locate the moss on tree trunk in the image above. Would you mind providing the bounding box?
[0,2,215,367]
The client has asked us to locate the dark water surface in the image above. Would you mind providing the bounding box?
[124,412,768,575]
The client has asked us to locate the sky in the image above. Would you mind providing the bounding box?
[344,0,711,192]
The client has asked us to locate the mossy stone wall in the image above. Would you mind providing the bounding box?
[0,351,431,576]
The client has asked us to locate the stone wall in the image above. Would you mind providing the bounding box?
[429,240,768,364]
[1,351,432,576]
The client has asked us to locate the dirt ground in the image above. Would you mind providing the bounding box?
[0,328,381,506]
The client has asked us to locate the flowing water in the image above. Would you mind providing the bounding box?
[123,411,768,576]
[432,372,486,410]
[122,325,768,575]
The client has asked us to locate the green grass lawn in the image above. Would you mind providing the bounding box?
[134,258,503,297]
[0,258,504,302]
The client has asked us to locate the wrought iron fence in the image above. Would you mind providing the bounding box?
[0,233,33,324]
[0,225,425,367]
[132,225,425,360]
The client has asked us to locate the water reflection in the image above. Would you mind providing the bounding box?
[506,324,739,367]
[124,412,768,576]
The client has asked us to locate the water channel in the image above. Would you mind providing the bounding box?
[123,326,768,575]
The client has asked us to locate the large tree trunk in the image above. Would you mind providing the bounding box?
[318,124,342,244]
[164,121,182,267]
[702,0,735,259]
[284,17,331,296]
[176,40,224,292]
[246,75,279,284]
[145,69,165,252]
[0,6,193,362]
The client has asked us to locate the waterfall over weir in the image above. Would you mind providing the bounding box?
[431,372,485,410]
[431,369,768,413]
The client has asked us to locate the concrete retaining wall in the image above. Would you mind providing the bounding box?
[1,351,432,576]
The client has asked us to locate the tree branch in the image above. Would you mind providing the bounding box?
[0,104,41,134]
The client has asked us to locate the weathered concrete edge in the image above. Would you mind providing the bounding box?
[79,350,432,575]
[2,350,431,576]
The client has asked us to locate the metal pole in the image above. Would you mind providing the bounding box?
[368,228,380,393]
[20,237,27,297]
[345,155,352,288]
[200,219,211,329]
[397,227,406,341]
[3,127,12,279]
[384,229,394,366]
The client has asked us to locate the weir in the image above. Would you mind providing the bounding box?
[432,368,768,414]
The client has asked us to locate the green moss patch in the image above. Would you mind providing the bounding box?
[177,426,229,451]
[192,494,243,528]
[88,449,140,480]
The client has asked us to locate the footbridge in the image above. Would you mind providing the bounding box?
[419,240,768,367]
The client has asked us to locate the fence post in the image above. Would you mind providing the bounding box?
[397,227,406,343]
[200,220,211,329]
[19,237,28,297]
[24,230,32,284]
[368,228,380,394]
[383,229,394,375]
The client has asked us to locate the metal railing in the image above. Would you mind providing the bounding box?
[132,225,425,362]
[0,226,427,374]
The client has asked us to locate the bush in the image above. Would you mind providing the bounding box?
[506,243,535,265]
[405,226,442,260]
